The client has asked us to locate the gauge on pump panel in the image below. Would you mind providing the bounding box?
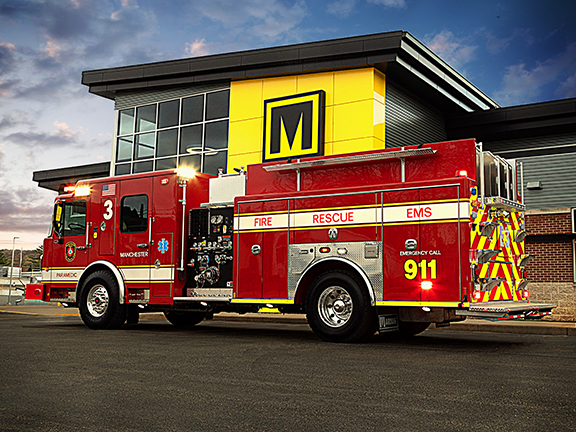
[211,214,224,225]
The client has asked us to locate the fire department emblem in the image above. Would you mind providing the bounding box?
[328,228,338,240]
[158,238,169,254]
[65,242,76,262]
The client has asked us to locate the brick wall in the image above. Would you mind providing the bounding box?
[524,210,574,321]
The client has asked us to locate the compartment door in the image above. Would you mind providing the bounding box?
[382,189,421,301]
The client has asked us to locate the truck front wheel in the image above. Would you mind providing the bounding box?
[79,271,126,329]
[306,270,376,343]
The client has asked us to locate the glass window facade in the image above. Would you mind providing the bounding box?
[114,89,230,176]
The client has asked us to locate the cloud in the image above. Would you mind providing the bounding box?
[424,30,477,70]
[0,187,54,233]
[493,42,576,105]
[3,121,82,148]
[366,0,406,7]
[195,0,307,42]
[185,39,210,57]
[0,41,16,75]
[0,110,33,131]
[327,0,356,16]
[556,72,576,99]
[485,29,533,54]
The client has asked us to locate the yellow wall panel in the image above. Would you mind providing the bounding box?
[228,152,262,171]
[333,99,374,142]
[333,69,373,105]
[374,69,385,99]
[332,137,376,155]
[230,80,263,122]
[228,68,387,167]
[262,76,298,101]
[297,72,334,106]
[228,118,263,157]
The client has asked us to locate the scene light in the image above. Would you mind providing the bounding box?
[74,185,91,197]
[176,167,196,180]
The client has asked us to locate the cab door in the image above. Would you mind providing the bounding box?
[47,199,90,299]
[118,178,153,291]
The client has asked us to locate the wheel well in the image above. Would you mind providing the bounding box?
[77,262,125,304]
[294,258,375,305]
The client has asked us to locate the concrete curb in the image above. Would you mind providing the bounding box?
[1,306,575,336]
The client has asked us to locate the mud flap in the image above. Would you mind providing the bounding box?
[378,313,399,333]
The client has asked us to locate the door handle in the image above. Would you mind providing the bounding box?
[137,243,149,249]
[251,245,261,255]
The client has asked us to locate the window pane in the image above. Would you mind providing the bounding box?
[203,150,228,175]
[136,104,156,132]
[115,163,131,175]
[158,100,179,129]
[156,157,177,171]
[121,195,148,233]
[156,129,178,157]
[62,200,86,237]
[134,133,155,160]
[180,124,203,154]
[206,90,229,121]
[181,94,204,124]
[178,154,201,172]
[116,136,133,162]
[118,108,134,135]
[204,120,228,151]
[133,160,153,174]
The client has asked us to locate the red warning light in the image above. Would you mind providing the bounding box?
[473,290,482,300]
[421,281,433,290]
[160,178,169,185]
[63,185,75,193]
[456,170,468,177]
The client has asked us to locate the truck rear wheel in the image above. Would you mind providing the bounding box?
[79,270,126,329]
[164,311,205,327]
[306,270,376,343]
[398,321,430,336]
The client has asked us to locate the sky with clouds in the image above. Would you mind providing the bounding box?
[0,0,575,249]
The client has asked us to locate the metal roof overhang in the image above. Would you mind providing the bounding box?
[32,162,111,193]
[447,98,576,143]
[82,31,498,113]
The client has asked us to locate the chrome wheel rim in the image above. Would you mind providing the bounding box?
[87,284,109,317]
[318,286,353,328]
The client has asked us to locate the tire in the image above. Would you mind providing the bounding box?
[306,270,376,343]
[79,270,126,329]
[398,321,430,337]
[164,310,205,327]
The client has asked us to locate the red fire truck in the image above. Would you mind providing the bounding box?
[26,139,555,342]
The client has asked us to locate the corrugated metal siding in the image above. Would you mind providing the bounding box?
[385,81,447,148]
[115,82,230,110]
[484,132,576,156]
[518,152,576,209]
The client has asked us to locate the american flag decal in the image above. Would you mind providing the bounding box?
[102,184,116,196]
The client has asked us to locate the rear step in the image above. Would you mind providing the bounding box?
[456,301,556,320]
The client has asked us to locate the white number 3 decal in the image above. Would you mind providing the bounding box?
[103,200,113,220]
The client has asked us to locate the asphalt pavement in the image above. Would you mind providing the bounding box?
[1,311,575,431]
[1,304,575,336]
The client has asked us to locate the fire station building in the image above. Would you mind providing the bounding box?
[33,31,576,320]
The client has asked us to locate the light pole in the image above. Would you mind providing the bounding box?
[7,236,19,306]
